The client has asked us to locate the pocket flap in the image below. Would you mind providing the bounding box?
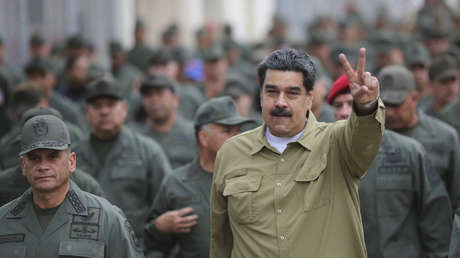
[58,240,104,258]
[295,153,327,182]
[223,175,262,196]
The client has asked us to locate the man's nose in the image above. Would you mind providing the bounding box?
[275,93,288,107]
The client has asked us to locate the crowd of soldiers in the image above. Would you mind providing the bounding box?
[1,0,460,257]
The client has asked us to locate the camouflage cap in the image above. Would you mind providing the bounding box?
[194,96,253,126]
[378,65,415,105]
[20,115,70,156]
[429,56,459,82]
[85,78,123,102]
[140,73,176,95]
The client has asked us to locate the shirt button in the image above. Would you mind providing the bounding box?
[280,235,285,240]
[277,209,282,214]
[276,183,282,187]
[280,158,285,162]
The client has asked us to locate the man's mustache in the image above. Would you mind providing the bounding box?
[270,108,292,117]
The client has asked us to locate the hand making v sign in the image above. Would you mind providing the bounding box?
[339,48,380,114]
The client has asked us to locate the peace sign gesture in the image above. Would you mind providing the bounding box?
[339,48,379,108]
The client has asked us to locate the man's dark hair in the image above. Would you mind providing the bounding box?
[29,33,45,48]
[257,48,317,92]
[147,50,173,67]
[25,58,53,78]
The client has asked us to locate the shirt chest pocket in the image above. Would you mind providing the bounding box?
[223,174,262,224]
[58,240,104,258]
[110,160,146,181]
[0,245,26,258]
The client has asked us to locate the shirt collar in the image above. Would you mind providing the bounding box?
[181,157,212,181]
[250,111,319,155]
[6,180,89,218]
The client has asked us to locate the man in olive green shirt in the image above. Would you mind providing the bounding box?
[133,74,197,169]
[330,72,452,258]
[381,65,460,212]
[0,114,143,258]
[73,78,172,245]
[211,48,385,258]
[144,96,252,258]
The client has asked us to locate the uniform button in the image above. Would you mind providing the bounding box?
[13,249,19,255]
[276,183,282,187]
[66,245,72,251]
[280,235,285,240]
[277,209,282,214]
[280,158,285,162]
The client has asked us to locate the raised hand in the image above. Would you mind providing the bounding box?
[339,48,379,106]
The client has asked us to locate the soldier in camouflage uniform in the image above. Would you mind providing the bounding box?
[73,78,172,246]
[380,65,460,212]
[0,114,144,258]
[144,96,252,258]
[329,73,452,258]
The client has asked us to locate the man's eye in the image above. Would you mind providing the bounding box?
[288,91,299,95]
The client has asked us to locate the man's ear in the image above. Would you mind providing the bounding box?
[20,156,26,177]
[198,129,208,149]
[305,90,314,110]
[68,152,77,174]
[410,91,420,104]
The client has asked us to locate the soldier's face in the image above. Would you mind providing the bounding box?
[260,69,312,137]
[385,93,418,130]
[204,59,228,81]
[85,97,127,138]
[432,76,460,108]
[409,65,429,92]
[20,149,76,193]
[143,88,178,124]
[332,93,353,121]
[200,123,241,155]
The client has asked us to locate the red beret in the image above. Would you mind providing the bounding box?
[327,73,350,104]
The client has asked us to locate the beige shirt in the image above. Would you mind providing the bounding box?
[210,100,385,258]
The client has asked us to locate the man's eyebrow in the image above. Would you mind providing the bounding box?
[287,86,301,91]
[265,84,278,89]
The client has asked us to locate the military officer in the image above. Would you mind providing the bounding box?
[329,73,452,258]
[144,96,252,258]
[73,78,172,245]
[133,74,197,169]
[0,114,144,258]
[380,65,460,212]
[0,106,83,170]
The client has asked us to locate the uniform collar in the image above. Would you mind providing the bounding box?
[250,111,319,155]
[6,180,89,219]
[181,157,212,181]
